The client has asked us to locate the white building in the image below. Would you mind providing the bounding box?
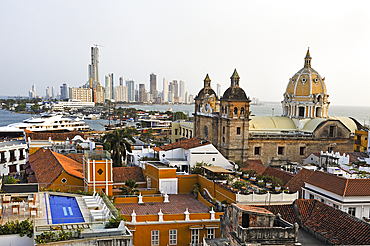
[163,78,168,103]
[302,170,370,220]
[126,79,135,102]
[114,85,128,102]
[0,132,28,175]
[52,100,95,111]
[179,80,185,103]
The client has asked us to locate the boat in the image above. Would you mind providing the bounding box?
[6,113,90,132]
[84,114,101,120]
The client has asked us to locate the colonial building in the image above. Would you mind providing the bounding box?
[194,50,361,165]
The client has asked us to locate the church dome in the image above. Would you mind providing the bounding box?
[282,49,330,119]
[285,49,327,98]
[221,69,249,101]
[195,74,217,99]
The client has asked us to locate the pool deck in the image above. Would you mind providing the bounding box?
[1,192,108,228]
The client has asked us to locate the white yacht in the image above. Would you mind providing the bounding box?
[7,114,90,132]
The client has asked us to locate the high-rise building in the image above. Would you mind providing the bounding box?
[70,87,93,102]
[126,79,135,102]
[51,86,55,99]
[60,83,70,100]
[87,46,103,103]
[172,80,179,103]
[139,84,146,102]
[150,73,157,99]
[179,80,185,103]
[119,76,125,86]
[163,78,168,103]
[29,84,36,99]
[46,87,51,99]
[89,46,99,88]
[105,73,114,101]
[217,84,221,98]
[114,85,128,102]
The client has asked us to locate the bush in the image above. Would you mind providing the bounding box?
[0,219,33,238]
[35,228,81,244]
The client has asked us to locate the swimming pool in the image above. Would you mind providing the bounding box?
[49,195,84,224]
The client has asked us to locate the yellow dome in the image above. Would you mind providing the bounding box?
[285,49,327,98]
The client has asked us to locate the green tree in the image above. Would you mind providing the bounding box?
[119,179,139,195]
[102,128,136,167]
[30,104,40,113]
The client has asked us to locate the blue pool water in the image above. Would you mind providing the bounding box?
[49,195,84,224]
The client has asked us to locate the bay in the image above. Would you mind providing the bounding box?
[0,103,369,131]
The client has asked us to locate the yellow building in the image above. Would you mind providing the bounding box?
[171,120,194,143]
[354,129,369,152]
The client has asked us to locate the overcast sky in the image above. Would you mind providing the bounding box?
[1,1,369,106]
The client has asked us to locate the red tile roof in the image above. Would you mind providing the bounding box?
[239,160,266,175]
[306,171,370,196]
[284,168,314,196]
[65,153,84,164]
[29,148,83,187]
[262,167,294,186]
[26,131,86,141]
[153,137,210,152]
[262,199,370,245]
[235,204,273,215]
[113,167,145,183]
[116,194,209,215]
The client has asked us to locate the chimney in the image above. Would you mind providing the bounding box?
[96,145,103,154]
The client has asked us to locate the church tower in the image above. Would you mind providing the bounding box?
[282,49,330,118]
[218,69,250,161]
[194,69,250,162]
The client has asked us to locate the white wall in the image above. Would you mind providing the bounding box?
[0,234,34,246]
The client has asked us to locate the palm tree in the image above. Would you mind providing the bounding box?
[102,128,136,167]
[119,179,139,195]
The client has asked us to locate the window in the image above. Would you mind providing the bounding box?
[299,107,305,117]
[179,128,182,135]
[329,126,336,137]
[237,127,241,135]
[204,126,208,140]
[191,229,199,244]
[151,230,159,245]
[223,126,225,134]
[348,207,356,216]
[300,147,306,156]
[333,204,339,209]
[278,146,284,155]
[234,107,238,115]
[309,194,314,199]
[207,228,215,239]
[175,129,178,135]
[254,147,261,156]
[169,229,177,245]
[61,178,67,184]
[222,137,225,143]
[321,198,325,203]
[212,158,215,161]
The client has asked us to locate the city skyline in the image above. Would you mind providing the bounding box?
[1,1,370,106]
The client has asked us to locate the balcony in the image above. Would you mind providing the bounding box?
[19,155,25,160]
[9,157,16,162]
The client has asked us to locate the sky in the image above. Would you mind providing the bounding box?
[1,0,369,106]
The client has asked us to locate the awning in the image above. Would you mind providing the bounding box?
[205,224,219,229]
[202,166,233,174]
[189,225,204,229]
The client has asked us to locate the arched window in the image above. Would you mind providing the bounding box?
[221,106,224,114]
[189,130,192,138]
[234,107,238,115]
[240,107,245,115]
[186,129,189,138]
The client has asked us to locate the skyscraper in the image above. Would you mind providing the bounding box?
[150,73,157,99]
[217,84,221,98]
[172,80,179,103]
[126,79,135,102]
[60,83,70,100]
[87,46,103,103]
[139,84,146,102]
[119,76,125,86]
[163,78,168,103]
[29,84,36,99]
[105,73,114,101]
[46,87,50,99]
[52,86,55,99]
[179,80,185,103]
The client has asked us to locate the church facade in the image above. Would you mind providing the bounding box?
[194,50,361,166]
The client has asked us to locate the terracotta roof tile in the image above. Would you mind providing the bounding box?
[113,167,145,183]
[154,137,209,152]
[306,171,370,196]
[65,153,84,164]
[262,167,294,186]
[239,160,266,175]
[262,199,370,245]
[116,194,209,215]
[26,131,86,141]
[284,168,314,196]
[29,148,83,187]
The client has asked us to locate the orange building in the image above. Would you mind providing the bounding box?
[116,194,222,246]
[83,146,113,196]
[26,148,84,191]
